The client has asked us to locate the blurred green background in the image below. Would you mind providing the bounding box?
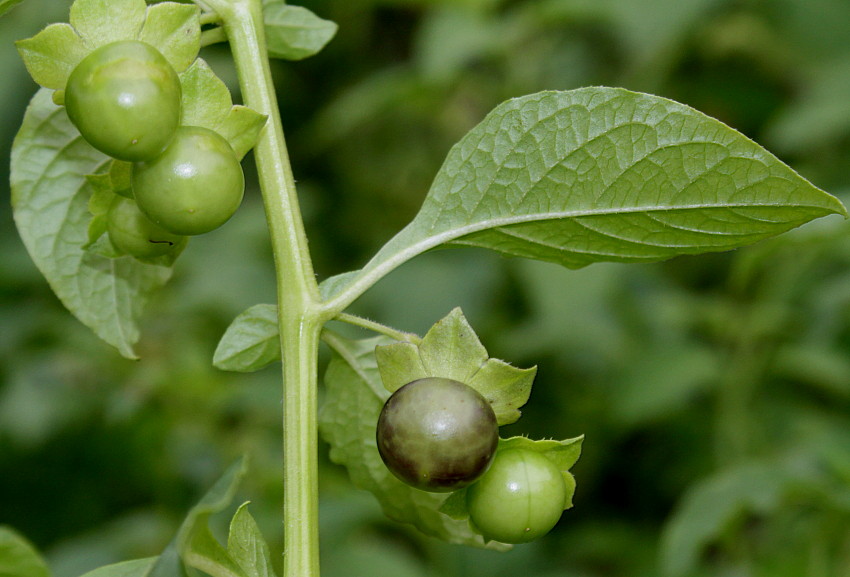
[3,0,850,575]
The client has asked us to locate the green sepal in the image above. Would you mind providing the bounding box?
[375,308,535,426]
[69,0,147,48]
[497,435,583,510]
[109,161,134,198]
[83,159,134,249]
[374,341,426,392]
[17,0,201,92]
[85,173,114,246]
[139,1,201,73]
[262,1,337,61]
[15,23,88,90]
[179,59,267,159]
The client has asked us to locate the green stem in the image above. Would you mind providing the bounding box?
[200,27,227,47]
[201,1,326,575]
[334,312,421,343]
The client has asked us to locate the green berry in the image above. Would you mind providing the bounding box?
[107,196,186,259]
[65,40,181,161]
[466,449,566,543]
[132,126,244,236]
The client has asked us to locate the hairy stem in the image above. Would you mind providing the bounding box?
[202,0,326,575]
[334,312,422,343]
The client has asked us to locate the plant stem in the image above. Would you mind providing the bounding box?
[203,1,326,575]
[334,312,421,343]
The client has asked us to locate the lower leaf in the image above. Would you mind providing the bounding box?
[10,89,178,358]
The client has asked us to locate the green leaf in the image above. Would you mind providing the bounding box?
[318,333,507,550]
[10,89,177,358]
[227,503,279,577]
[375,308,535,425]
[263,2,337,61]
[214,304,280,373]
[139,1,201,73]
[69,0,147,48]
[78,558,158,577]
[320,88,847,305]
[15,23,88,90]
[0,0,26,18]
[125,458,249,577]
[177,458,250,577]
[179,59,267,159]
[660,462,797,577]
[0,526,50,577]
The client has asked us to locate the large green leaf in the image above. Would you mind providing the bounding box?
[317,333,507,550]
[320,87,846,304]
[10,89,176,358]
[0,526,50,577]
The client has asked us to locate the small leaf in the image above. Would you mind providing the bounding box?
[11,89,177,358]
[15,23,88,90]
[320,88,847,305]
[139,1,201,73]
[177,458,250,577]
[374,308,534,426]
[78,558,158,577]
[69,0,147,48]
[263,2,337,61]
[214,304,280,372]
[228,503,279,577]
[179,59,267,159]
[318,333,507,550]
[0,526,50,577]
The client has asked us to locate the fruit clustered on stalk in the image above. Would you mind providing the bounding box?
[64,39,245,258]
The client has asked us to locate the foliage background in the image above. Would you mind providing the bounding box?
[2,0,850,575]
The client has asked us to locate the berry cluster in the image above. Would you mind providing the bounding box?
[66,40,244,259]
[377,377,570,544]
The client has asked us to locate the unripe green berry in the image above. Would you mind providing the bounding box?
[65,40,181,161]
